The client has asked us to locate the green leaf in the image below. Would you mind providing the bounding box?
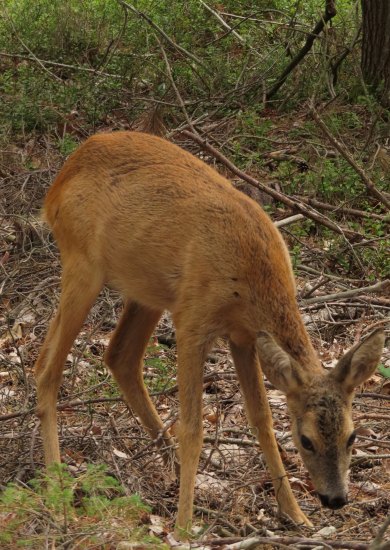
[378,364,390,378]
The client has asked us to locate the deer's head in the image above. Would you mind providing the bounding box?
[257,329,385,509]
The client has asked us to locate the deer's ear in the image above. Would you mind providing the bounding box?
[330,329,385,393]
[256,331,306,395]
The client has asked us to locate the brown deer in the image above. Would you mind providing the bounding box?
[35,131,385,536]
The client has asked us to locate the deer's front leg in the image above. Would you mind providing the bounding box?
[230,340,312,527]
[174,327,212,539]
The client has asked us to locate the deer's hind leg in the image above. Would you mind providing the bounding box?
[35,258,103,465]
[104,301,176,464]
[230,340,312,527]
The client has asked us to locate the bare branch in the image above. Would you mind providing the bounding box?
[266,1,337,100]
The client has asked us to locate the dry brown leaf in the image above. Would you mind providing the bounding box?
[355,426,378,438]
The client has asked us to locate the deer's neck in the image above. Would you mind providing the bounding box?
[271,303,323,375]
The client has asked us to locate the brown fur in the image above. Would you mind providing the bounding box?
[35,131,385,537]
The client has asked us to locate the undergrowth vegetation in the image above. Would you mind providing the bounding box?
[0,464,156,549]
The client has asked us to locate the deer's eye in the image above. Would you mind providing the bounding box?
[301,435,315,452]
[347,432,356,448]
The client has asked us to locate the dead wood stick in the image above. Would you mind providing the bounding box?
[265,0,337,100]
[355,393,390,402]
[203,435,258,447]
[181,130,362,241]
[351,454,390,466]
[356,414,390,421]
[205,535,368,550]
[303,280,389,305]
[275,214,305,227]
[311,107,390,210]
[304,299,390,310]
[297,196,388,222]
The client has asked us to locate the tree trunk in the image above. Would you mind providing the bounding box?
[361,0,390,105]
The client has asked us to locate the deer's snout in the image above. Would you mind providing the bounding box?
[318,493,348,510]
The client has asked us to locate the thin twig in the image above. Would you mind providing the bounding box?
[0,51,125,79]
[156,37,197,133]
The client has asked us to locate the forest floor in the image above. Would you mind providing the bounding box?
[0,105,389,549]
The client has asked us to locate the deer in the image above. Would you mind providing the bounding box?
[35,131,385,538]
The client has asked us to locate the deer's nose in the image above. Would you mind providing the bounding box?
[318,493,348,509]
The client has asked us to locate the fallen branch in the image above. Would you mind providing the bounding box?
[310,106,390,210]
[304,299,390,309]
[266,0,337,100]
[356,393,390,402]
[303,280,389,305]
[356,414,390,422]
[203,435,258,447]
[204,535,368,550]
[296,196,388,222]
[181,130,362,242]
[351,453,390,466]
[275,214,305,227]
